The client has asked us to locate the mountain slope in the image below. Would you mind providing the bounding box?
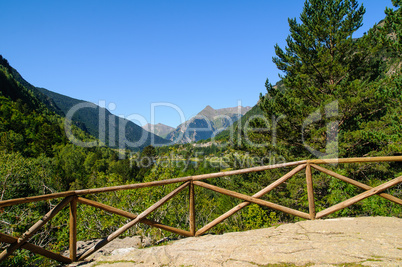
[142,123,174,138]
[166,105,251,144]
[214,104,263,142]
[35,87,170,149]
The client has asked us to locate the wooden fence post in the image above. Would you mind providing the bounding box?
[306,163,316,219]
[69,196,77,261]
[189,181,196,236]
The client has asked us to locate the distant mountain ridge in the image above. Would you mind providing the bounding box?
[198,105,252,120]
[166,105,251,144]
[142,123,175,138]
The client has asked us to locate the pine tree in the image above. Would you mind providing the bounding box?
[273,0,365,92]
[257,1,365,159]
[381,0,402,58]
[257,0,401,159]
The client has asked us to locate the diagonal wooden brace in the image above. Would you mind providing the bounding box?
[316,176,402,219]
[77,197,192,237]
[0,232,72,264]
[195,164,307,236]
[311,164,402,205]
[77,182,190,261]
[0,196,73,263]
[193,180,310,219]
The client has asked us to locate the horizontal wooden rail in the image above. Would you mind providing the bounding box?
[2,156,402,208]
[0,177,192,208]
[0,160,306,208]
[308,156,402,164]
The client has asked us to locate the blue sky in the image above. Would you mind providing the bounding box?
[1,0,392,128]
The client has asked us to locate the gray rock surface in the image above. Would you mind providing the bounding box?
[65,236,152,258]
[70,216,402,266]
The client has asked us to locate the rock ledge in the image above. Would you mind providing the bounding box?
[70,216,402,267]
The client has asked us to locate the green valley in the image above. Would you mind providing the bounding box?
[0,0,401,266]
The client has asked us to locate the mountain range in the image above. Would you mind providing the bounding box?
[165,105,252,144]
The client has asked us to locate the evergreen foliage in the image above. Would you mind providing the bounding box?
[253,0,401,160]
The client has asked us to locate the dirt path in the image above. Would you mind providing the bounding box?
[70,216,402,266]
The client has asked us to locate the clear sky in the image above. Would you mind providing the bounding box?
[0,0,392,128]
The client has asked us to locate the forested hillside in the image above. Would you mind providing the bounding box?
[0,0,401,266]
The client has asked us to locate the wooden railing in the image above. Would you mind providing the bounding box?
[0,156,401,264]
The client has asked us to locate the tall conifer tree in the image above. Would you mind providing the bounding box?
[257,0,401,159]
[273,0,365,92]
[258,0,365,159]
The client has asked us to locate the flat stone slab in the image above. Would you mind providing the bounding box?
[70,216,402,266]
